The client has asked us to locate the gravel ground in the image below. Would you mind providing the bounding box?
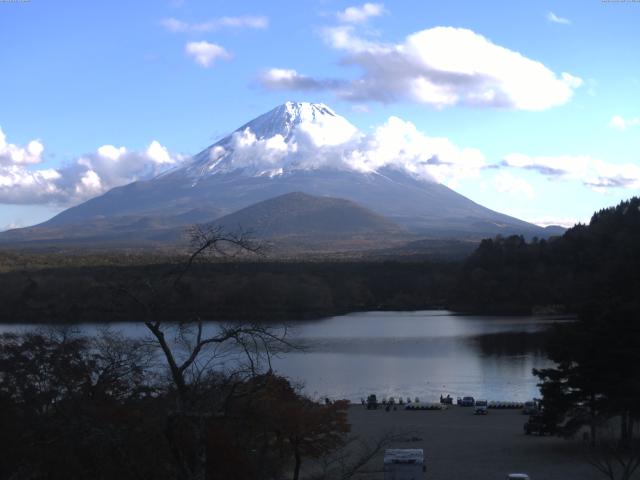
[346,405,602,480]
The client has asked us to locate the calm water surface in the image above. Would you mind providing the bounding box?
[1,310,569,402]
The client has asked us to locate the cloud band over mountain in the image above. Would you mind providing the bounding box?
[2,101,638,210]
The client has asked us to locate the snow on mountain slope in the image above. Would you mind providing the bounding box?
[184,102,360,178]
[236,102,357,144]
[179,101,483,186]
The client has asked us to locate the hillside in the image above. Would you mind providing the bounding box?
[211,192,407,251]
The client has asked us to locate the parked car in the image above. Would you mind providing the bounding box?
[367,394,378,410]
[524,414,554,435]
[506,474,530,480]
[474,399,488,414]
[460,396,475,407]
[522,401,539,415]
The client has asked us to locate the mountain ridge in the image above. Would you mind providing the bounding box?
[0,102,564,250]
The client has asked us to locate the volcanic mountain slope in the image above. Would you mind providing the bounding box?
[212,192,407,251]
[1,102,559,247]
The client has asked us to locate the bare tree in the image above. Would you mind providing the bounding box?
[120,225,292,480]
[587,425,640,480]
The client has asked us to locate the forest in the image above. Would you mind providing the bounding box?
[4,198,640,322]
[454,197,640,478]
[0,256,457,323]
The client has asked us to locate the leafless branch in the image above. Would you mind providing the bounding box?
[587,437,640,480]
[172,224,263,287]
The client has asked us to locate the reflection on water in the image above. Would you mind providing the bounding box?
[471,331,549,357]
[271,311,568,402]
[0,310,570,403]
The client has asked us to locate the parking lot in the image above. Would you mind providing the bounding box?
[347,405,601,480]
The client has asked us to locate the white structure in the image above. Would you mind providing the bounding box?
[383,449,425,480]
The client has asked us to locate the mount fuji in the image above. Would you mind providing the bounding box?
[1,102,558,249]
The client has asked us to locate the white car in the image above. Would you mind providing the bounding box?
[507,474,530,480]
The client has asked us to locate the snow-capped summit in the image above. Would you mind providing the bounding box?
[185,102,359,178]
[237,101,356,143]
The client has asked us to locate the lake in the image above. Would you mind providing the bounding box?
[0,310,569,403]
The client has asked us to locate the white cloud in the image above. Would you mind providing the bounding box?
[217,16,268,29]
[161,18,188,32]
[351,104,370,113]
[0,128,186,205]
[185,41,231,67]
[258,68,339,90]
[547,12,571,25]
[337,3,385,23]
[74,169,102,198]
[262,26,582,110]
[609,115,627,130]
[529,216,580,228]
[0,166,63,204]
[608,115,640,130]
[493,171,535,199]
[209,114,486,186]
[352,117,486,185]
[220,129,296,175]
[0,127,44,165]
[502,153,640,191]
[561,72,582,89]
[161,15,268,33]
[321,25,382,53]
[146,140,175,164]
[1,221,24,232]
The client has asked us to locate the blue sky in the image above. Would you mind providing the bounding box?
[1,0,639,229]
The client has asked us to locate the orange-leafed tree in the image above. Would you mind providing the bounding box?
[207,373,350,480]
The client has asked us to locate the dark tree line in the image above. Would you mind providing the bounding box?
[457,197,640,478]
[533,301,640,480]
[1,260,455,323]
[452,197,640,314]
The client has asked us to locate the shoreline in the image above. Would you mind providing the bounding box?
[0,308,575,325]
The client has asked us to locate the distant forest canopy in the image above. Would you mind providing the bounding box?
[1,197,639,323]
[1,260,457,323]
[450,196,640,313]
